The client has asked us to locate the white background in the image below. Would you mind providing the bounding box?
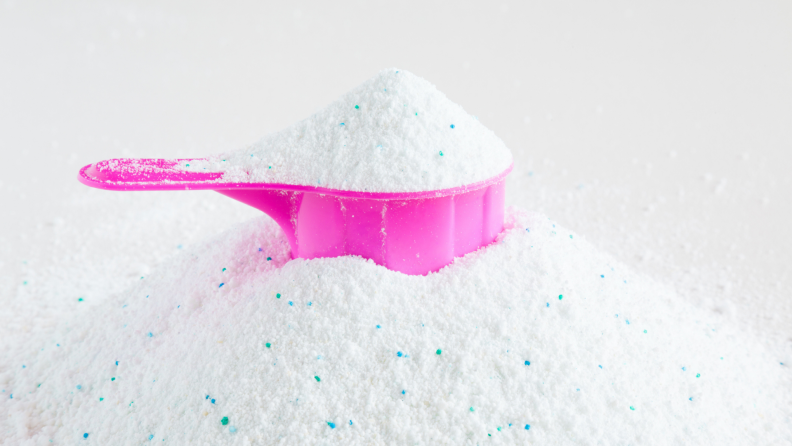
[0,1,790,357]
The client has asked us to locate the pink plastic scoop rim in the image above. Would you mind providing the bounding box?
[78,158,513,200]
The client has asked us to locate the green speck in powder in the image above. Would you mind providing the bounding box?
[99,397,103,401]
[630,406,635,411]
[315,376,321,382]
[78,298,83,302]
[696,373,700,378]
[644,330,647,333]
[266,343,271,348]
[439,151,444,156]
[436,349,442,355]
[221,417,229,426]
[186,164,190,167]
[276,293,281,299]
[222,268,226,272]
[469,407,474,412]
[558,294,563,300]
[355,105,359,109]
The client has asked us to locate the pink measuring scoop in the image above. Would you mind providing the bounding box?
[79,158,512,275]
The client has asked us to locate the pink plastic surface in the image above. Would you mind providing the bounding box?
[79,158,511,275]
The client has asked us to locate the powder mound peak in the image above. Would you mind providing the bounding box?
[210,68,513,193]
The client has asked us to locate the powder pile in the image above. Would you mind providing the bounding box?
[189,68,512,192]
[1,209,788,444]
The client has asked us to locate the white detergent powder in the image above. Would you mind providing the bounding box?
[1,209,788,445]
[191,68,513,192]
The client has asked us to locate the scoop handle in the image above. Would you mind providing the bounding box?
[78,158,222,191]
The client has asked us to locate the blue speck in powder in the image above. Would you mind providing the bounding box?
[450,124,455,129]
[599,365,602,369]
[116,361,118,366]
[76,385,81,390]
[219,283,224,288]
[682,367,686,371]
[525,361,531,366]
[327,422,336,429]
[206,395,209,399]
[376,325,381,329]
[149,434,154,440]
[229,426,237,433]
[402,390,405,395]
[147,332,153,337]
[83,433,89,439]
[22,365,25,369]
[258,248,262,251]
[397,351,403,357]
[626,320,630,325]
[689,397,693,401]
[525,425,530,430]
[546,303,549,307]
[307,302,312,306]
[289,301,293,306]
[211,399,215,404]
[339,123,345,126]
